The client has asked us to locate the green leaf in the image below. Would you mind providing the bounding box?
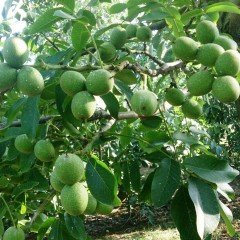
[188,177,220,239]
[5,98,27,127]
[165,18,184,37]
[119,126,132,148]
[101,92,119,119]
[164,6,181,20]
[54,0,75,11]
[48,219,75,240]
[53,10,75,19]
[171,186,201,240]
[141,116,162,129]
[183,155,239,184]
[181,9,203,25]
[21,97,40,139]
[122,162,131,193]
[151,159,180,207]
[139,171,154,202]
[219,201,236,237]
[145,150,170,163]
[86,156,117,205]
[114,79,133,101]
[127,0,153,8]
[55,85,67,116]
[12,181,39,199]
[0,219,4,237]
[173,132,198,145]
[0,141,7,158]
[27,8,62,34]
[109,3,127,14]
[94,23,119,38]
[217,183,235,201]
[139,131,170,153]
[140,9,170,21]
[115,69,138,85]
[19,153,36,173]
[77,9,97,26]
[205,1,240,14]
[64,213,87,239]
[129,161,141,192]
[71,22,90,52]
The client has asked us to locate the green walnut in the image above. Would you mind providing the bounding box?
[0,63,17,92]
[187,71,215,96]
[126,24,138,39]
[86,69,113,96]
[212,76,240,103]
[71,91,96,119]
[60,71,86,96]
[165,88,186,106]
[95,202,113,215]
[34,139,55,162]
[50,169,65,192]
[196,20,219,44]
[131,90,158,116]
[215,50,240,76]
[173,37,199,61]
[14,134,34,154]
[214,35,238,50]
[84,193,98,215]
[61,182,88,216]
[3,226,25,240]
[110,27,127,49]
[99,42,117,63]
[54,153,85,185]
[17,66,44,96]
[136,26,152,42]
[196,43,224,67]
[2,37,29,68]
[181,99,202,119]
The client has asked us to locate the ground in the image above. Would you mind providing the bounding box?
[85,176,240,240]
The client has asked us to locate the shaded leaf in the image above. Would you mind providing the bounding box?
[139,171,154,202]
[171,186,201,240]
[115,69,138,85]
[129,161,141,192]
[86,156,117,205]
[141,116,162,129]
[13,181,39,199]
[101,92,119,119]
[21,97,40,139]
[64,213,87,239]
[19,153,36,173]
[151,159,181,207]
[114,79,133,101]
[119,126,132,148]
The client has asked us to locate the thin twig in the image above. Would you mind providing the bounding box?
[0,195,16,227]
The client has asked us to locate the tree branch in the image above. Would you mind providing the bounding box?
[0,111,140,130]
